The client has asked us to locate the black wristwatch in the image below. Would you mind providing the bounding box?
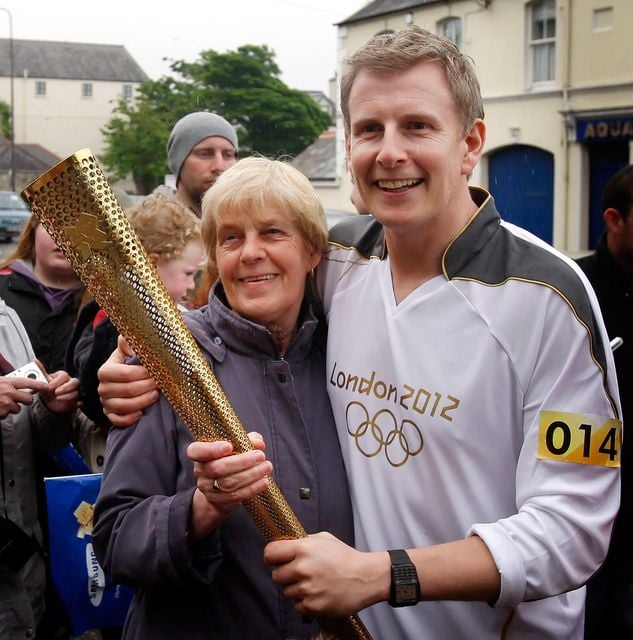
[387,549,421,607]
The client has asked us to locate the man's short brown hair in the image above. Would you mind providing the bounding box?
[340,25,484,136]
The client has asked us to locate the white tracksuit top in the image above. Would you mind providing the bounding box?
[319,188,621,639]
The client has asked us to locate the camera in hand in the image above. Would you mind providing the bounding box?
[6,362,47,383]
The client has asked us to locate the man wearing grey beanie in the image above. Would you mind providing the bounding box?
[166,112,238,216]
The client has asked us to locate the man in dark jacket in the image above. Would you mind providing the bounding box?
[577,164,633,639]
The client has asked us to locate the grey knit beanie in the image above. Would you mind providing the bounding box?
[167,112,238,180]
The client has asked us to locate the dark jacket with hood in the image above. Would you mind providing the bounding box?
[577,233,633,638]
[0,262,83,372]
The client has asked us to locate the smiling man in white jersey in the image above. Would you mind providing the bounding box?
[264,26,622,639]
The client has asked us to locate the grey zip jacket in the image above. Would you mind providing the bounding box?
[0,298,73,639]
[93,286,354,639]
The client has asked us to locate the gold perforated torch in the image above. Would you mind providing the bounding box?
[22,149,372,640]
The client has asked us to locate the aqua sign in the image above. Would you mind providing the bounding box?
[577,117,633,141]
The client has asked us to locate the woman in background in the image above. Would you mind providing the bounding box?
[0,216,84,372]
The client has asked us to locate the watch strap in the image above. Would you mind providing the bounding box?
[388,548,412,567]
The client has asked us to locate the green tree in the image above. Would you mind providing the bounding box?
[101,45,331,193]
[0,100,11,140]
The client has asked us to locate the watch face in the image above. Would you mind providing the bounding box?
[397,584,419,601]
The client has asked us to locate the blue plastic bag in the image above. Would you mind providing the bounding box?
[44,473,134,635]
[50,443,92,475]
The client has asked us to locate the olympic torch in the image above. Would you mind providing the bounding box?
[21,149,372,640]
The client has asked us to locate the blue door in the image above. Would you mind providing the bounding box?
[488,145,554,244]
[587,141,628,249]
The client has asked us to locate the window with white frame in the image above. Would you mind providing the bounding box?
[438,17,462,50]
[529,0,556,84]
[122,84,133,99]
[82,82,93,98]
[35,80,46,97]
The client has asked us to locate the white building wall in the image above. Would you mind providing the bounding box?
[0,75,137,159]
[324,0,633,251]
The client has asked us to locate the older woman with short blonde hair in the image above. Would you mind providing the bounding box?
[93,157,354,640]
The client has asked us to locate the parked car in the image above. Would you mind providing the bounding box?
[0,191,32,242]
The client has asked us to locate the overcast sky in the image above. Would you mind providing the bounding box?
[2,0,368,94]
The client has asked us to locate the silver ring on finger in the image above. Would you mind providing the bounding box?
[212,479,224,492]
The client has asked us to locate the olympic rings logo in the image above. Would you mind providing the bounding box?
[345,401,424,467]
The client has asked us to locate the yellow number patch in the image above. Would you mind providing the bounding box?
[538,411,621,468]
